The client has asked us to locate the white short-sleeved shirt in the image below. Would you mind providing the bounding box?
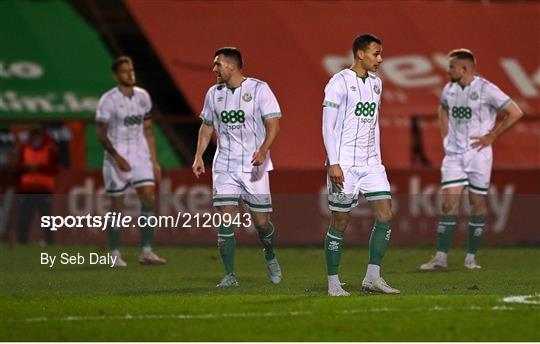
[323,69,383,167]
[440,76,511,154]
[200,78,281,173]
[96,86,152,163]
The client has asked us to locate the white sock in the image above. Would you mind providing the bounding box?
[435,251,448,261]
[365,264,380,281]
[142,246,152,255]
[465,253,475,261]
[328,275,340,286]
[111,249,120,257]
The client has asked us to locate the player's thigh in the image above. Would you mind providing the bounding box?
[239,171,273,213]
[328,165,359,213]
[468,192,487,215]
[466,148,492,197]
[109,195,125,211]
[358,164,392,203]
[212,171,242,208]
[103,158,130,197]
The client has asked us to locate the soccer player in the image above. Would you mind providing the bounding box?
[96,56,166,267]
[192,47,282,287]
[322,34,399,296]
[419,49,523,270]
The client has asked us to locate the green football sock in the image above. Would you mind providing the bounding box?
[107,220,120,251]
[325,227,344,275]
[467,214,485,254]
[368,220,391,265]
[436,214,457,253]
[140,205,155,248]
[256,222,275,261]
[218,225,235,275]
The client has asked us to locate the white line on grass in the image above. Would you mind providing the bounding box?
[21,305,536,323]
[502,294,540,305]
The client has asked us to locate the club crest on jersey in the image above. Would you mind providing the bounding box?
[470,91,479,100]
[139,100,147,108]
[336,192,346,202]
[373,84,381,95]
[242,93,253,102]
[109,181,116,189]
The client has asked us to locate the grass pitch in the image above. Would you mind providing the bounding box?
[0,245,539,341]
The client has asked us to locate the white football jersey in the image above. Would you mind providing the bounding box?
[323,69,383,166]
[200,78,281,173]
[96,86,152,163]
[441,76,510,154]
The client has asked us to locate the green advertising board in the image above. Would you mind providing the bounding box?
[0,0,114,119]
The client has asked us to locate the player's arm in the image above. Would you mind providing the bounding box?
[322,105,343,187]
[193,122,214,178]
[143,117,161,182]
[471,101,524,151]
[252,118,279,166]
[96,122,131,171]
[438,105,449,139]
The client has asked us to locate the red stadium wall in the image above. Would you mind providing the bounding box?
[3,168,539,246]
[125,0,540,169]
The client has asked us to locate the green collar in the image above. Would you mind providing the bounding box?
[227,77,248,93]
[349,68,369,83]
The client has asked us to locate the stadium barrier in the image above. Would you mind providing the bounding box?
[1,168,538,246]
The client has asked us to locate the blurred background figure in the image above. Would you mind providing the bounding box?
[17,127,59,245]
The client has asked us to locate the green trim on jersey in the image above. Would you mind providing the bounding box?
[243,200,272,209]
[441,178,468,186]
[364,191,392,197]
[262,112,282,119]
[213,197,239,202]
[496,98,511,111]
[328,199,359,208]
[132,178,155,186]
[323,100,339,108]
[348,68,369,83]
[469,183,489,192]
[106,183,130,193]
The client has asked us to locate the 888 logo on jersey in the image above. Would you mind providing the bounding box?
[451,106,472,120]
[355,102,377,123]
[220,109,246,129]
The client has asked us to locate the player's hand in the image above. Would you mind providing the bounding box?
[192,156,205,178]
[114,155,131,172]
[328,164,344,191]
[251,149,267,166]
[152,163,161,183]
[470,133,495,151]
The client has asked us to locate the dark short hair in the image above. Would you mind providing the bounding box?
[352,34,382,55]
[449,49,476,65]
[111,56,132,73]
[214,47,243,69]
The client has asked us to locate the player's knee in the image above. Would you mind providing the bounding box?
[252,214,270,229]
[375,208,392,222]
[470,203,486,215]
[441,201,458,215]
[139,197,155,210]
[331,212,349,230]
